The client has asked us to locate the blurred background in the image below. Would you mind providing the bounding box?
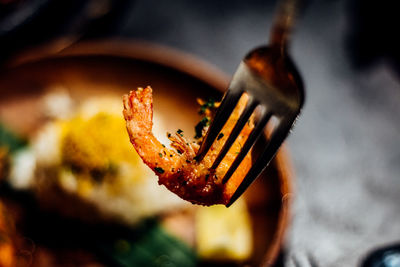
[1,0,399,266]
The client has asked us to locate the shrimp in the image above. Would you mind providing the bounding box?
[123,86,254,206]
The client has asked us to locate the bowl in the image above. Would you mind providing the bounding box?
[0,40,294,266]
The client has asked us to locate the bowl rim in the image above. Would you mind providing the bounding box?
[4,39,294,266]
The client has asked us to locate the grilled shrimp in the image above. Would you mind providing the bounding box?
[123,86,253,206]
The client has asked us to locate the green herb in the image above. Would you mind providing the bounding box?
[0,124,27,153]
[96,219,197,267]
[217,133,224,140]
[158,153,163,158]
[194,117,210,139]
[155,167,165,174]
[167,133,171,138]
[162,144,166,148]
[198,98,216,115]
[177,129,184,136]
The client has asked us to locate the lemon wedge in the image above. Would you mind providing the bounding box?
[195,198,253,261]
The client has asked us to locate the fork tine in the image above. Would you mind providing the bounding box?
[211,96,259,169]
[196,89,243,161]
[222,109,272,183]
[226,117,293,207]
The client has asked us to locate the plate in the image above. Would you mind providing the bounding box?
[0,41,293,266]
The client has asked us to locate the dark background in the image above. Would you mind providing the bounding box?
[1,0,399,266]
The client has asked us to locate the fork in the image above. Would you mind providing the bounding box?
[196,0,305,207]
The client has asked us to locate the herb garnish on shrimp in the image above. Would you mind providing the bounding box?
[123,86,253,206]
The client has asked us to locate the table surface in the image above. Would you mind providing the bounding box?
[116,1,400,266]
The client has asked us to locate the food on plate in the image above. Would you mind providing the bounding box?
[0,88,254,265]
[7,95,187,225]
[123,86,254,206]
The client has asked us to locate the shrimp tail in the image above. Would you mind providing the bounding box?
[123,87,153,136]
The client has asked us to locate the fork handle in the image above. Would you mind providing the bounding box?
[269,0,302,53]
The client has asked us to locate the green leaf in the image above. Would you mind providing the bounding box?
[96,219,197,267]
[0,124,27,153]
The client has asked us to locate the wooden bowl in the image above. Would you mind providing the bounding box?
[0,40,294,266]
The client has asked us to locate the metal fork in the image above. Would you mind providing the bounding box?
[196,0,305,207]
